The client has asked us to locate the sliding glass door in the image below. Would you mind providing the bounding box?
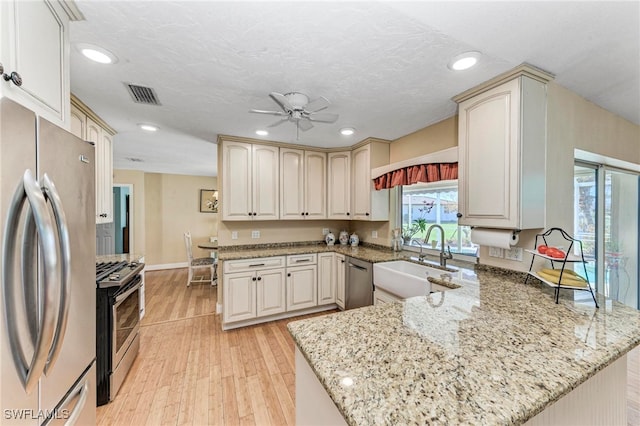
[574,161,639,309]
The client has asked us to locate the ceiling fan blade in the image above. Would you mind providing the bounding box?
[269,92,294,112]
[308,112,339,123]
[304,96,330,113]
[250,109,286,116]
[298,119,314,131]
[268,117,289,128]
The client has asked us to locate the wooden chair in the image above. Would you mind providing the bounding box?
[183,231,217,286]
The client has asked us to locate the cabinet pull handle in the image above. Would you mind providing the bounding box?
[295,259,310,263]
[249,263,265,267]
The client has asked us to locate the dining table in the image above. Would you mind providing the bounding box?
[197,241,218,250]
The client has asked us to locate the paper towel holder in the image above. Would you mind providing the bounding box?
[470,227,521,242]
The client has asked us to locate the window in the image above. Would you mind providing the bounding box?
[399,181,477,256]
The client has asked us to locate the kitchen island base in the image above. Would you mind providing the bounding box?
[296,347,627,426]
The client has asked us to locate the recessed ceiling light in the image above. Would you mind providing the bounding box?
[77,43,118,64]
[138,124,158,132]
[340,127,355,136]
[255,130,268,136]
[448,51,481,71]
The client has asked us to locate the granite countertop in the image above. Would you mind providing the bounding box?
[288,267,640,425]
[217,242,471,269]
[96,252,145,264]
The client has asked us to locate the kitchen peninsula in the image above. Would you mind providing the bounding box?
[289,265,640,425]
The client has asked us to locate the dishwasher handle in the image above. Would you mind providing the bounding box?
[348,262,367,271]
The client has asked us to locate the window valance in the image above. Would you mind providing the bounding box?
[371,147,458,190]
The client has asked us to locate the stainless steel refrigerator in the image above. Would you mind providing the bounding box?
[1,98,96,425]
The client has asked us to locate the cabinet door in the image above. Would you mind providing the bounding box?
[351,145,371,220]
[328,152,351,219]
[335,254,346,309]
[69,105,86,139]
[0,0,69,127]
[252,144,279,220]
[304,151,326,219]
[222,141,252,220]
[317,253,335,305]
[256,269,286,317]
[101,132,113,223]
[280,148,305,219]
[86,118,104,223]
[458,78,520,228]
[286,265,317,311]
[223,271,256,323]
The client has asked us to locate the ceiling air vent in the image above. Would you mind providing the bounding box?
[124,83,161,105]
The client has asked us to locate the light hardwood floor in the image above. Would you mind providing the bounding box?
[98,268,640,426]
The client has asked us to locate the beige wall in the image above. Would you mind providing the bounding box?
[114,170,218,266]
[218,220,347,245]
[480,81,640,271]
[389,116,457,163]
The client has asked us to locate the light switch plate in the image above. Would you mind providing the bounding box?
[322,228,330,235]
[371,231,378,238]
[231,231,238,240]
[251,230,260,239]
[489,247,503,258]
[504,247,523,261]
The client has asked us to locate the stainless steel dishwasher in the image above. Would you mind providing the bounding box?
[345,256,373,309]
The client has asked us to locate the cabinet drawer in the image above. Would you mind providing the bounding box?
[286,253,317,266]
[223,256,286,274]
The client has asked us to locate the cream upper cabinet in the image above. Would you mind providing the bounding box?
[456,73,548,230]
[222,140,279,220]
[69,104,86,139]
[327,151,351,219]
[351,142,390,221]
[86,116,114,224]
[280,148,326,220]
[0,0,75,128]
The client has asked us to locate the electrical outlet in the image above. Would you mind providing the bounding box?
[504,247,524,261]
[251,230,260,239]
[489,247,504,258]
[231,231,238,240]
[372,231,378,238]
[322,228,330,235]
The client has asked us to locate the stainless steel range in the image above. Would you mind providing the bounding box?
[95,260,144,405]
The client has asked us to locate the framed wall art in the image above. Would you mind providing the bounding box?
[200,189,218,213]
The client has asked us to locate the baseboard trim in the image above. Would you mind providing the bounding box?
[145,262,188,271]
[222,304,338,330]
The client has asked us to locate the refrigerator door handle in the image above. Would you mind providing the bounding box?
[21,203,39,346]
[53,375,90,426]
[42,174,71,375]
[1,169,59,393]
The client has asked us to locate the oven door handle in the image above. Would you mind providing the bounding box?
[115,281,141,304]
[42,174,71,376]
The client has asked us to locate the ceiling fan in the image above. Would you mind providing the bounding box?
[250,92,339,138]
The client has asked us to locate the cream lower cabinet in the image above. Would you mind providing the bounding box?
[351,141,390,221]
[327,152,351,219]
[317,253,336,305]
[223,256,286,324]
[455,69,549,230]
[335,254,346,309]
[280,148,326,219]
[286,254,318,311]
[221,140,279,220]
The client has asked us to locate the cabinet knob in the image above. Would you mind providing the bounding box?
[2,70,22,87]
[252,277,256,281]
[257,276,262,281]
[305,212,309,216]
[301,212,305,216]
[287,273,291,277]
[365,212,370,216]
[456,213,463,218]
[346,212,350,216]
[253,212,257,216]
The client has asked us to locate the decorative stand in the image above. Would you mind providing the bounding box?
[524,227,599,308]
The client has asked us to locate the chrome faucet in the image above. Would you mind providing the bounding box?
[410,238,427,260]
[425,224,453,268]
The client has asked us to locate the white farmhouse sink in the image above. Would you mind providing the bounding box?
[373,260,460,299]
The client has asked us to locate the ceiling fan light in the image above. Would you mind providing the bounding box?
[448,51,481,71]
[138,123,158,132]
[255,130,269,136]
[340,127,355,136]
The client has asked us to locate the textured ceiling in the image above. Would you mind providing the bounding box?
[69,1,640,177]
